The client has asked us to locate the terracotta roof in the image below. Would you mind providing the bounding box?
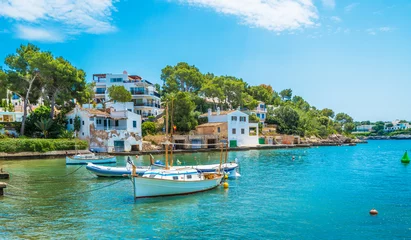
[199,110,236,117]
[67,107,109,117]
[196,122,226,127]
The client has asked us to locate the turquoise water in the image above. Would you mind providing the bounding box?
[1,140,411,239]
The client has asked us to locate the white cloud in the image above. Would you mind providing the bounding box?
[366,29,376,35]
[344,3,359,12]
[176,0,319,32]
[379,27,392,32]
[0,0,118,41]
[16,25,64,42]
[366,27,393,35]
[330,16,341,22]
[322,0,335,9]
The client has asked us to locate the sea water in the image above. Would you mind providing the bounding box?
[1,140,411,239]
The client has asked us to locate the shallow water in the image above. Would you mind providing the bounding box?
[1,140,411,239]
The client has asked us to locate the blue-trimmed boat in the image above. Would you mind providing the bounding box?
[66,153,117,165]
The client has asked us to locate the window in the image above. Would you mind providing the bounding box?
[240,116,246,122]
[173,176,178,180]
[69,118,73,124]
[133,121,137,128]
[241,129,245,134]
[232,128,236,134]
[96,119,102,125]
[217,127,221,133]
[231,116,237,121]
[115,120,119,127]
[262,114,265,119]
[95,88,106,94]
[82,132,84,136]
[110,78,122,82]
[82,121,84,125]
[187,175,192,179]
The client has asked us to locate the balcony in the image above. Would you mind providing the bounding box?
[130,91,160,98]
[134,103,160,108]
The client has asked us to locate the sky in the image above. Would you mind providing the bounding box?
[0,0,410,122]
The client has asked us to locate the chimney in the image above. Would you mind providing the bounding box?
[217,107,220,115]
[208,108,212,117]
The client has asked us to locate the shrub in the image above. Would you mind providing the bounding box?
[142,122,156,136]
[0,139,88,153]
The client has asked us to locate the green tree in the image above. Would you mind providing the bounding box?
[74,116,81,133]
[142,122,156,136]
[321,108,335,118]
[25,106,66,138]
[161,62,204,94]
[279,89,292,101]
[3,44,50,135]
[42,56,87,118]
[372,121,385,135]
[169,92,197,132]
[344,122,356,133]
[248,84,273,104]
[107,85,132,103]
[335,113,353,123]
[270,106,300,135]
[34,118,54,138]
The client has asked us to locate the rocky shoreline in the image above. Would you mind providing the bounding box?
[361,134,411,140]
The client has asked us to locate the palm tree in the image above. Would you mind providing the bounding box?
[34,118,54,138]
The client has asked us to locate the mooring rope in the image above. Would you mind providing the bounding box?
[6,165,84,180]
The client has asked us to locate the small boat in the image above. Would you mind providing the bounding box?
[130,101,224,198]
[401,151,410,163]
[66,153,117,165]
[86,161,240,178]
[131,168,223,198]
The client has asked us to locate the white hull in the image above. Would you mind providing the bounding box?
[87,162,239,178]
[66,156,117,165]
[132,175,223,198]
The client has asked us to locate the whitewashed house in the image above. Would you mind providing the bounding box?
[66,105,142,152]
[92,71,161,121]
[250,101,267,123]
[201,108,259,147]
[384,120,411,132]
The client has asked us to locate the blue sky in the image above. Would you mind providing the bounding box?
[0,0,410,122]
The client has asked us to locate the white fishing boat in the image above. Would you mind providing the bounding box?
[86,161,240,178]
[66,153,117,165]
[129,101,224,198]
[131,168,223,198]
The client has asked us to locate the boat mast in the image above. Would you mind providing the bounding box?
[170,98,174,168]
[219,142,223,174]
[225,142,228,164]
[165,102,169,170]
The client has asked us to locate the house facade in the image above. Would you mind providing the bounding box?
[250,101,267,123]
[92,71,161,120]
[66,105,142,152]
[356,125,375,132]
[384,120,411,132]
[200,108,259,147]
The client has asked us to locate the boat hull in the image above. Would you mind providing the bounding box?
[87,162,239,178]
[66,156,117,165]
[132,176,223,198]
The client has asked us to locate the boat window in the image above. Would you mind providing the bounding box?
[149,174,156,178]
[173,176,178,180]
[187,175,192,179]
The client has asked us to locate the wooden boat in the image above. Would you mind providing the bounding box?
[86,162,239,178]
[66,153,117,165]
[129,101,224,198]
[131,168,223,198]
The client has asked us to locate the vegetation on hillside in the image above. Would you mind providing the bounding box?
[160,62,354,137]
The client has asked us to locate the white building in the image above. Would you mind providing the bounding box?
[250,101,267,123]
[384,120,411,132]
[201,108,259,147]
[356,125,375,132]
[92,72,161,120]
[66,105,142,152]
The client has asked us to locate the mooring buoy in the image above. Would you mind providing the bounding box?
[369,209,378,215]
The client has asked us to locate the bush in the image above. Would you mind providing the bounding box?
[0,139,88,153]
[142,122,156,136]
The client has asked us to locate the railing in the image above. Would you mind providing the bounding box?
[131,91,160,98]
[95,126,128,131]
[135,103,160,108]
